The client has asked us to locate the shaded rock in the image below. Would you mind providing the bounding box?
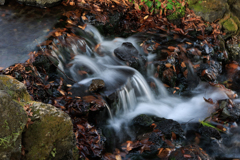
[0,0,4,5]
[169,144,214,160]
[226,36,240,61]
[222,18,238,34]
[0,75,31,102]
[231,0,240,19]
[198,60,222,82]
[22,102,76,160]
[199,126,221,140]
[89,79,105,92]
[188,0,228,23]
[218,99,240,121]
[153,117,185,140]
[114,42,146,70]
[17,0,62,8]
[130,115,185,140]
[198,126,224,156]
[0,91,28,160]
[33,55,58,73]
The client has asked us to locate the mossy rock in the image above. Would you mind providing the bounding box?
[22,102,75,160]
[0,75,31,102]
[188,0,229,22]
[223,18,238,33]
[0,91,28,160]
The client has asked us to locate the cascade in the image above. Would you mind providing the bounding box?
[62,24,229,130]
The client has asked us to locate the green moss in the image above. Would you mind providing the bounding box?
[167,7,185,20]
[0,75,31,102]
[24,102,73,160]
[188,0,227,13]
[223,18,238,32]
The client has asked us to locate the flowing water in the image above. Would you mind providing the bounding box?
[53,24,229,130]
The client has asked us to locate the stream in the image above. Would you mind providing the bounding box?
[51,23,240,159]
[2,3,240,158]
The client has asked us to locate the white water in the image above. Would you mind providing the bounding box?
[65,24,229,130]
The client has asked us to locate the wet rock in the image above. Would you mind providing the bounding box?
[198,60,222,82]
[114,42,146,70]
[0,91,28,160]
[199,126,221,140]
[17,0,62,7]
[33,55,58,73]
[0,75,31,102]
[169,144,214,160]
[130,115,185,140]
[198,126,224,156]
[188,0,228,23]
[226,36,240,61]
[217,99,240,121]
[153,117,185,140]
[130,114,154,136]
[22,102,76,160]
[89,79,105,92]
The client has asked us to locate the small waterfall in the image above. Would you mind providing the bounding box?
[54,24,229,130]
[150,76,169,97]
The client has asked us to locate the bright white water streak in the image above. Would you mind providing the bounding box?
[108,84,229,131]
[67,24,229,129]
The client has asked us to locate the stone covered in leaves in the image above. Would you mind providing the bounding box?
[0,91,28,160]
[22,102,76,160]
[169,144,214,160]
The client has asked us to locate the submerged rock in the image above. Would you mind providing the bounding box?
[0,91,28,160]
[22,102,76,160]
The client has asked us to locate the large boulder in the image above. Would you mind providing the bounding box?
[0,91,28,160]
[0,75,31,102]
[17,0,62,8]
[188,0,229,23]
[22,102,77,160]
[0,75,76,160]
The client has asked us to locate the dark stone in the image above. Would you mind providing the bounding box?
[218,100,240,121]
[114,42,146,70]
[130,114,154,136]
[199,126,221,140]
[148,132,164,148]
[153,117,185,139]
[33,55,58,73]
[198,60,222,82]
[231,1,240,19]
[89,79,105,92]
